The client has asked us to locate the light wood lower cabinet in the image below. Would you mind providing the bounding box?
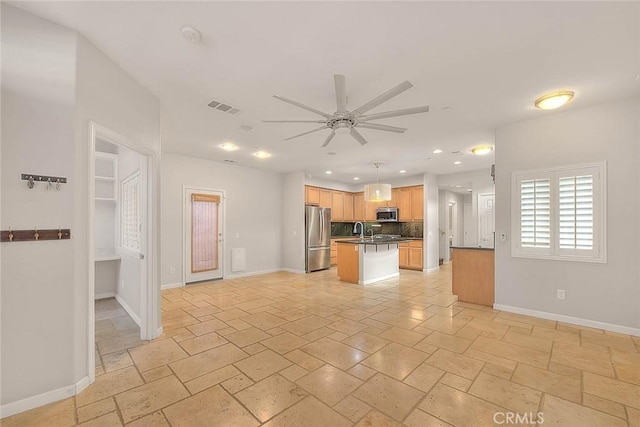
[330,239,339,266]
[452,248,495,306]
[399,240,423,270]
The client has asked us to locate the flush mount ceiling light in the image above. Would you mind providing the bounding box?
[433,149,443,154]
[219,142,238,151]
[325,170,332,174]
[534,90,574,110]
[364,162,392,202]
[180,25,202,44]
[471,145,494,156]
[454,161,462,165]
[353,177,360,181]
[399,170,407,174]
[253,150,271,159]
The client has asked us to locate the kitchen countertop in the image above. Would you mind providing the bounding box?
[332,236,423,240]
[450,246,495,251]
[335,237,414,245]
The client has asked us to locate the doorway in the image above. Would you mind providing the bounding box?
[448,202,458,260]
[88,122,157,384]
[478,193,495,248]
[183,187,225,284]
[463,203,472,246]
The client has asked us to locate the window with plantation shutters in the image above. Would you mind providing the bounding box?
[512,163,605,263]
[121,171,141,252]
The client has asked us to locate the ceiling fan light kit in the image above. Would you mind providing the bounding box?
[264,74,429,147]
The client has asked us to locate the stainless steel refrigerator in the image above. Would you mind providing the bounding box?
[305,205,331,273]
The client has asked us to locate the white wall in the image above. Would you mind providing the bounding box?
[423,173,439,270]
[161,153,283,286]
[438,170,494,247]
[1,4,161,414]
[1,5,77,406]
[495,97,640,331]
[282,171,306,273]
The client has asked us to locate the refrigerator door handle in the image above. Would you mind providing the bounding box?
[319,210,323,241]
[308,246,329,251]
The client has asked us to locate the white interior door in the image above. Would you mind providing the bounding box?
[185,188,224,283]
[463,203,472,246]
[478,194,495,248]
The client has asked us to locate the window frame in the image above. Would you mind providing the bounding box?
[511,162,606,263]
[120,170,141,256]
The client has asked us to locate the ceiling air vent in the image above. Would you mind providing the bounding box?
[207,100,240,115]
[452,150,464,156]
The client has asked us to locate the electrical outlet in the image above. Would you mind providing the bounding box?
[500,233,507,242]
[169,267,175,274]
[557,289,566,300]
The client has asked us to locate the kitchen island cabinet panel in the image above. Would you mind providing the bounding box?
[452,247,495,306]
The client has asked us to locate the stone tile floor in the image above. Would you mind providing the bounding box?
[4,265,640,426]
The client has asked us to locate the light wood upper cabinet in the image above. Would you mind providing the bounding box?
[319,189,332,210]
[387,188,399,208]
[411,186,424,220]
[305,186,320,205]
[343,193,354,221]
[354,192,365,221]
[365,200,385,221]
[398,187,412,221]
[331,191,344,221]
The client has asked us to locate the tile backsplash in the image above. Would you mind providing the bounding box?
[331,222,423,238]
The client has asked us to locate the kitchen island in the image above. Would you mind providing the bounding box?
[451,246,495,306]
[336,237,411,285]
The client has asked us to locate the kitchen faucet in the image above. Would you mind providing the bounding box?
[353,222,364,239]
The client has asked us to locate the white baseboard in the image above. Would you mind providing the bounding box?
[424,266,440,272]
[225,268,282,279]
[161,282,184,290]
[115,295,141,327]
[94,291,116,300]
[156,327,164,337]
[0,376,89,419]
[493,304,640,337]
[360,272,399,285]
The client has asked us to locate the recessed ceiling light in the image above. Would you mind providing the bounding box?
[433,149,443,154]
[240,125,254,131]
[466,189,472,192]
[180,25,202,44]
[399,170,406,174]
[353,177,360,181]
[253,150,271,159]
[471,145,494,156]
[454,161,462,165]
[534,90,574,110]
[325,171,332,175]
[455,185,462,188]
[219,142,238,151]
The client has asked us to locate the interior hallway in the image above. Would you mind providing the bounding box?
[4,266,639,426]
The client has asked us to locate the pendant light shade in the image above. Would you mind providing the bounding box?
[364,183,392,202]
[364,162,392,202]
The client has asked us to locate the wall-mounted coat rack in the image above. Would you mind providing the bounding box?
[1,228,71,242]
[21,174,67,190]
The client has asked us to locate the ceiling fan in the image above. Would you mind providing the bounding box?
[264,74,429,147]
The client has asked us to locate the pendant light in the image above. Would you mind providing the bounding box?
[364,162,392,202]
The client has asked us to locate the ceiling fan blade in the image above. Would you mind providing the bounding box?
[334,74,347,113]
[358,106,429,122]
[284,126,328,141]
[357,123,407,133]
[353,81,413,116]
[263,120,326,123]
[273,95,332,119]
[321,131,336,148]
[350,128,369,146]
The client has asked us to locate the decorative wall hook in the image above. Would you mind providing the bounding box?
[34,227,39,241]
[21,174,67,190]
[8,227,14,242]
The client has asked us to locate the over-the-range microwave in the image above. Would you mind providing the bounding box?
[376,207,399,222]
